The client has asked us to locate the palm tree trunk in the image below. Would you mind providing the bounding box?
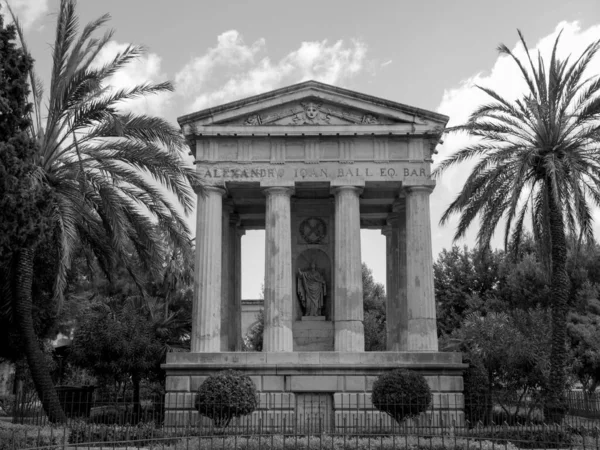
[13,248,67,424]
[547,188,569,422]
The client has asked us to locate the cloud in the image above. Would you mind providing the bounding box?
[5,0,48,29]
[92,41,174,118]
[431,21,600,254]
[175,30,368,113]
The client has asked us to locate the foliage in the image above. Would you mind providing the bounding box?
[194,370,257,428]
[0,424,61,450]
[0,4,56,364]
[2,0,197,422]
[453,310,550,422]
[567,288,600,394]
[462,357,491,425]
[243,310,264,352]
[371,369,432,423]
[0,394,15,416]
[362,263,386,351]
[433,29,600,416]
[70,297,169,413]
[173,436,519,450]
[68,420,175,446]
[434,247,503,336]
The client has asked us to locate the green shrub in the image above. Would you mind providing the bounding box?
[68,420,176,446]
[462,427,573,449]
[167,435,520,450]
[371,369,432,424]
[0,394,15,416]
[194,370,257,428]
[462,359,491,425]
[0,423,64,450]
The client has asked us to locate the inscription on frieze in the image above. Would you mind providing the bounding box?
[197,162,428,182]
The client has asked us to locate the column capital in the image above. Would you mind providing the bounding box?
[381,224,392,237]
[262,186,295,197]
[404,184,435,195]
[236,228,246,237]
[331,185,364,196]
[198,185,227,197]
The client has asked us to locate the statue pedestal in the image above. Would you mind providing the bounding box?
[293,317,333,351]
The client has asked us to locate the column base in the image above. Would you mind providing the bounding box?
[334,320,365,352]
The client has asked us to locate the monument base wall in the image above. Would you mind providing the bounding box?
[163,352,466,433]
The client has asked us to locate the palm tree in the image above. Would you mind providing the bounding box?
[433,31,600,420]
[5,1,197,422]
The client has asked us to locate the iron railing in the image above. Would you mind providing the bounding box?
[3,390,599,449]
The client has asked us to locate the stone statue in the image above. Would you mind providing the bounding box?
[297,263,326,316]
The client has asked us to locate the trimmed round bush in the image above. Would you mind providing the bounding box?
[195,370,257,428]
[371,369,431,423]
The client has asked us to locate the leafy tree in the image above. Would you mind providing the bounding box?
[567,282,600,395]
[4,0,197,422]
[434,31,600,417]
[453,310,550,422]
[362,263,386,351]
[70,297,169,415]
[0,5,58,419]
[434,246,503,336]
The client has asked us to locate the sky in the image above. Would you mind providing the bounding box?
[6,0,600,298]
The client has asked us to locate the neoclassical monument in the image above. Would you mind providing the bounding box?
[163,81,465,429]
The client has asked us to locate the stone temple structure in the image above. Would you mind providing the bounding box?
[163,81,465,430]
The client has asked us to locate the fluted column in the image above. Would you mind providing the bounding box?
[382,224,394,350]
[405,185,438,351]
[263,186,294,352]
[233,227,245,351]
[333,185,364,352]
[220,205,232,351]
[192,185,226,352]
[388,204,408,350]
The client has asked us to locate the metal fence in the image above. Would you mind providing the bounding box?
[3,390,600,449]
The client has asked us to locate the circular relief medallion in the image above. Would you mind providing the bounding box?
[299,217,327,244]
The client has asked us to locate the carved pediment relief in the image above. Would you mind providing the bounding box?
[225,101,401,126]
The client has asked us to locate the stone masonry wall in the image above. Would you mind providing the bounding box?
[163,352,465,432]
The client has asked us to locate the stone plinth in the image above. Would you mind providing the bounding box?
[293,317,334,351]
[163,351,466,432]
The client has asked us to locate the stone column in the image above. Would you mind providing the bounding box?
[220,204,232,351]
[405,185,438,351]
[233,227,245,351]
[332,185,364,352]
[192,185,226,352]
[262,185,294,352]
[382,224,395,350]
[387,204,408,351]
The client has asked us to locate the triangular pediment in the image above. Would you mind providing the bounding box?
[178,81,448,134]
[219,98,402,126]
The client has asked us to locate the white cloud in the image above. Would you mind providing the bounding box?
[432,21,600,254]
[5,0,48,29]
[92,41,174,118]
[175,30,368,113]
